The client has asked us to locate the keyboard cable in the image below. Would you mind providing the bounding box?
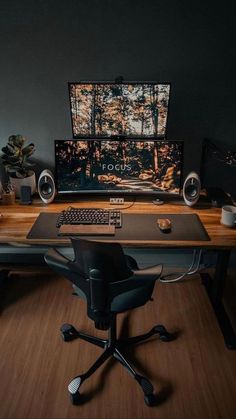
[105,197,136,211]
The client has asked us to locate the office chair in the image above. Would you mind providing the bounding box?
[44,238,173,406]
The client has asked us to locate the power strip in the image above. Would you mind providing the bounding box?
[109,197,124,205]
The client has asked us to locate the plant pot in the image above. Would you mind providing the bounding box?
[2,190,15,205]
[10,172,36,198]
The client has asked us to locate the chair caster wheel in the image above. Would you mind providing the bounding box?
[60,324,78,342]
[153,325,173,342]
[144,393,158,407]
[70,392,83,405]
[159,332,173,342]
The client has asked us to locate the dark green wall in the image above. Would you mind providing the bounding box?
[0,0,235,183]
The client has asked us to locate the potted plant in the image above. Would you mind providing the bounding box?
[1,134,36,197]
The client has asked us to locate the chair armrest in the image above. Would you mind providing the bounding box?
[45,248,89,295]
[45,249,87,277]
[44,248,71,272]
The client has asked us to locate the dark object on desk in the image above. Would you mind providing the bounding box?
[205,187,234,208]
[27,213,210,241]
[44,238,173,406]
[200,138,236,201]
[157,218,171,233]
[20,186,31,205]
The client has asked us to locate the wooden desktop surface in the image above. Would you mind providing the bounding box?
[0,197,235,249]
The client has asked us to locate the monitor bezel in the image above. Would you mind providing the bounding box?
[54,138,184,197]
[68,81,171,139]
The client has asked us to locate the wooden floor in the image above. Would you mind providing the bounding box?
[0,267,236,419]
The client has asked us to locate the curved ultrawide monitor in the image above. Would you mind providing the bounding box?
[68,82,170,138]
[55,139,183,195]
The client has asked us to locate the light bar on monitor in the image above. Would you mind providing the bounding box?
[55,139,183,196]
[68,82,171,138]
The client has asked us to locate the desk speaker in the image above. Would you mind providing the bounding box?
[38,170,56,204]
[183,172,201,206]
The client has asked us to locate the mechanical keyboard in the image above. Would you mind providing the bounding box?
[56,207,122,236]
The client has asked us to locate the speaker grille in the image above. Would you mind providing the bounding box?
[38,170,55,204]
[183,172,201,206]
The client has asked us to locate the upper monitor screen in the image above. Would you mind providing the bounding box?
[55,139,183,195]
[68,83,170,138]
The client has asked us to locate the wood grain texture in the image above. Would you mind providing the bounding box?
[0,197,236,248]
[59,223,115,236]
[0,268,236,419]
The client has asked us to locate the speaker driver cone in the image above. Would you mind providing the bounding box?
[183,172,201,206]
[38,170,56,204]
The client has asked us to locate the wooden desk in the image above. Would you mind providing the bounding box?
[0,198,235,247]
[0,198,236,348]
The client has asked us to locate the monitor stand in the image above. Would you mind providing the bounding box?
[152,198,164,205]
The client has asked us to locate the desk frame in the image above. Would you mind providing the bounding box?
[0,199,235,349]
[201,249,236,349]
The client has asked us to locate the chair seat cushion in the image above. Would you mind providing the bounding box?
[110,279,155,312]
[72,278,155,313]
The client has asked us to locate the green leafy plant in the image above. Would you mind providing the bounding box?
[1,135,35,178]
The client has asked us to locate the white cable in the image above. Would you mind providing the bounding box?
[159,249,202,283]
[187,249,203,275]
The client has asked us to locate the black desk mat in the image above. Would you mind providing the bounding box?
[27,213,210,241]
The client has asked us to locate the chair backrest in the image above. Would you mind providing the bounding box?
[71,237,132,282]
[45,238,160,330]
[70,238,133,329]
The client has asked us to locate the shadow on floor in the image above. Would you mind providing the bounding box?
[0,266,58,312]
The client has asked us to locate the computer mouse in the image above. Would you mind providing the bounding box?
[157,218,172,233]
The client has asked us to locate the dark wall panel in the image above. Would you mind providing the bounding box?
[0,0,235,181]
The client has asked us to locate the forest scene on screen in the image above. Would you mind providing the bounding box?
[55,140,182,193]
[69,84,170,137]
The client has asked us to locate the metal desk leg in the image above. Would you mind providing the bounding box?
[201,249,236,350]
[0,269,10,313]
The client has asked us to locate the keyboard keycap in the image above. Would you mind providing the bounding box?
[56,207,122,229]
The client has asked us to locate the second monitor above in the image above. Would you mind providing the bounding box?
[68,82,171,138]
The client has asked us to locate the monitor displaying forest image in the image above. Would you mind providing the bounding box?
[69,83,170,138]
[55,139,183,195]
